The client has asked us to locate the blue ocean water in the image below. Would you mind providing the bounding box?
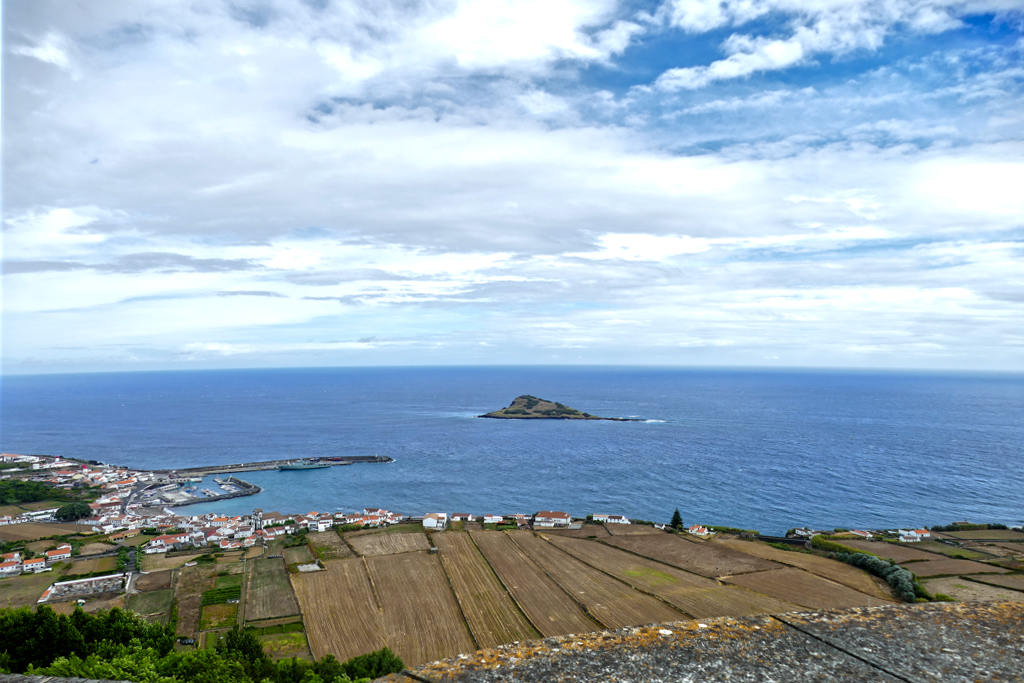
[1,367,1022,535]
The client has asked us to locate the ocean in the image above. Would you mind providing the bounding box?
[1,366,1022,535]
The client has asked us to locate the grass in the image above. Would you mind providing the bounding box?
[66,556,118,576]
[259,632,311,660]
[201,586,242,605]
[0,569,66,608]
[915,541,990,561]
[214,572,244,589]
[245,558,300,621]
[142,552,203,572]
[127,588,175,616]
[199,603,238,631]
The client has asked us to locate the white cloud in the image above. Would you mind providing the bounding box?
[10,32,71,68]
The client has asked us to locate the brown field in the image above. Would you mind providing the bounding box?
[901,559,1009,577]
[509,531,684,629]
[714,539,894,602]
[246,557,300,621]
[115,535,153,547]
[200,603,238,630]
[217,551,244,563]
[245,546,265,560]
[294,553,476,667]
[433,532,539,647]
[545,535,800,618]
[307,530,355,559]
[471,531,599,637]
[0,522,86,541]
[347,532,430,557]
[940,530,1024,541]
[79,542,116,556]
[142,552,203,572]
[175,563,217,639]
[924,577,1024,603]
[839,540,940,563]
[544,526,611,539]
[49,594,125,615]
[284,546,314,565]
[607,533,780,578]
[964,574,1024,591]
[26,540,55,553]
[604,524,665,536]
[0,570,66,608]
[135,570,173,592]
[723,568,881,610]
[987,542,1024,555]
[67,556,117,575]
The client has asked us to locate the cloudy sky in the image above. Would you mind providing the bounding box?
[3,0,1023,374]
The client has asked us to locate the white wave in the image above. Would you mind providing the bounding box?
[645,419,666,423]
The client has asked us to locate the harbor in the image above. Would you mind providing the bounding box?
[150,454,393,477]
[132,475,263,508]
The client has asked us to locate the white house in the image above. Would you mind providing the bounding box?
[451,513,473,522]
[307,518,332,532]
[898,529,931,543]
[850,530,873,539]
[593,514,630,524]
[422,513,448,529]
[688,525,711,537]
[0,560,22,576]
[483,514,503,524]
[22,558,49,573]
[533,511,572,528]
[45,544,73,563]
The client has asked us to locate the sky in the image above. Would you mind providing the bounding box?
[2,0,1023,374]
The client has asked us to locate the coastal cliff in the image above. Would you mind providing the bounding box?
[479,395,638,421]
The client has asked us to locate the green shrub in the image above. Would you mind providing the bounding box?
[201,587,241,605]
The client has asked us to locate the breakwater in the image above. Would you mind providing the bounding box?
[150,454,393,477]
[134,475,262,508]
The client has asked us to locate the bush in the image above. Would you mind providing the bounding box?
[834,552,918,602]
[708,526,759,536]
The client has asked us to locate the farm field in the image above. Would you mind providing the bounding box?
[79,542,116,555]
[940,530,1024,541]
[964,574,1024,591]
[986,542,1024,555]
[545,526,611,539]
[127,588,175,617]
[608,533,780,577]
[912,541,990,560]
[839,540,940,563]
[175,563,217,639]
[923,577,1024,603]
[260,632,311,660]
[714,538,893,602]
[49,595,125,615]
[0,569,66,608]
[433,532,539,647]
[307,530,354,559]
[604,525,664,536]
[67,556,117,575]
[284,545,314,565]
[114,535,152,547]
[200,603,238,630]
[509,531,684,629]
[295,553,475,667]
[136,570,173,592]
[26,540,55,553]
[471,531,598,637]
[245,557,300,621]
[544,534,800,618]
[347,531,430,556]
[244,546,265,559]
[142,552,203,572]
[0,522,86,541]
[367,552,477,665]
[723,568,884,610]
[901,559,1009,577]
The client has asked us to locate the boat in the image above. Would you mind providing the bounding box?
[278,459,331,470]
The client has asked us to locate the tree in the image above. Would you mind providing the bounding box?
[670,509,682,530]
[55,502,93,522]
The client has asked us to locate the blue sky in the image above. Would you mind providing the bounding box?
[3,0,1023,373]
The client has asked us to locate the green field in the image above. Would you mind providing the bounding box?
[127,588,175,616]
[0,570,64,608]
[214,572,244,589]
[199,603,238,630]
[915,541,991,561]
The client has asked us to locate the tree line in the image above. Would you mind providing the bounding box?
[0,605,403,683]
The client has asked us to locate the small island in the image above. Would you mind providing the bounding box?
[479,395,639,421]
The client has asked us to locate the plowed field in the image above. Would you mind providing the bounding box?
[246,557,300,621]
[604,525,665,536]
[967,574,1024,591]
[510,531,684,629]
[348,532,430,556]
[901,559,1009,577]
[471,531,598,637]
[294,553,475,667]
[545,535,800,618]
[714,539,894,602]
[434,532,539,647]
[723,568,882,609]
[135,570,172,592]
[940,530,1024,541]
[608,533,780,577]
[544,526,611,539]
